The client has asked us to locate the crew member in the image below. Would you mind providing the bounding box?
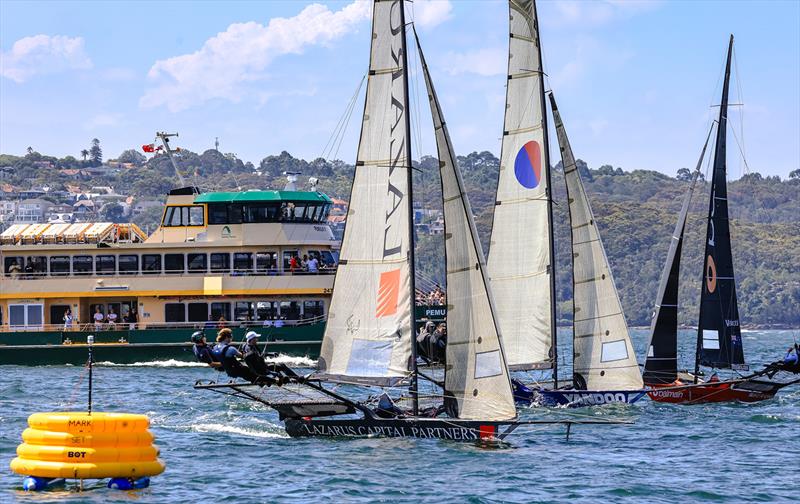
[212,328,271,385]
[241,331,269,376]
[191,331,221,369]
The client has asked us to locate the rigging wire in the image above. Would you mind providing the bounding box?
[732,45,749,177]
[319,73,366,162]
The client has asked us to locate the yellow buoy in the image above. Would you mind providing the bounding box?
[10,412,165,481]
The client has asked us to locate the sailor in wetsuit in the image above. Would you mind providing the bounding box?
[191,331,222,369]
[212,328,272,385]
[240,331,269,376]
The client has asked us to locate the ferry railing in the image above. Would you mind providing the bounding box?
[0,315,329,333]
[2,268,338,280]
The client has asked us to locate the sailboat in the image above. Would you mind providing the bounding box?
[487,0,646,407]
[195,0,622,440]
[644,35,800,404]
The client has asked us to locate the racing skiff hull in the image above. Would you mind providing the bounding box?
[534,389,648,408]
[647,378,783,404]
[284,418,519,441]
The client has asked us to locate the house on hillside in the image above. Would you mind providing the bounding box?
[16,198,53,224]
[131,199,163,216]
[72,199,96,221]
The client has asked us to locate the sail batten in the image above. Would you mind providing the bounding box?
[549,92,643,391]
[696,35,745,371]
[317,0,414,385]
[415,29,517,421]
[643,125,713,385]
[487,0,556,371]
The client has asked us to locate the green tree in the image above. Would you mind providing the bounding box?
[676,167,692,181]
[89,138,102,166]
[100,202,126,222]
[117,149,147,166]
[80,149,89,161]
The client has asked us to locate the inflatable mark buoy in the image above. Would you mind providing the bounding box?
[10,412,165,485]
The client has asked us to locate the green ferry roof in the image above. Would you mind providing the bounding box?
[194,191,332,204]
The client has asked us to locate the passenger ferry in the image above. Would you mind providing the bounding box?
[0,183,338,365]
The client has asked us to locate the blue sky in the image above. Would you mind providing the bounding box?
[1,0,798,179]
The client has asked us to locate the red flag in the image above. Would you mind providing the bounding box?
[142,144,155,153]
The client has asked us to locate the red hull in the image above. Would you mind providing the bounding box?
[647,379,778,404]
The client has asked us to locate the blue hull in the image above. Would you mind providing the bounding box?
[534,389,647,408]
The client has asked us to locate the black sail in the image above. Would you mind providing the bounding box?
[696,35,746,371]
[643,127,712,385]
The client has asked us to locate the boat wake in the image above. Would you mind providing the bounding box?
[267,355,317,368]
[191,423,288,439]
[95,360,207,368]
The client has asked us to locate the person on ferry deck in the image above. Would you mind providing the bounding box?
[93,306,105,329]
[63,308,74,330]
[107,307,118,326]
[307,255,319,274]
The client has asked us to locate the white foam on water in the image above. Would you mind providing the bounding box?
[95,359,207,368]
[267,354,317,367]
[192,423,287,439]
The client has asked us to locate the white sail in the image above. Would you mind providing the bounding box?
[548,92,643,391]
[487,0,555,370]
[415,30,517,421]
[317,0,413,385]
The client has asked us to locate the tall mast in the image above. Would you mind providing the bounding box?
[695,34,744,379]
[398,0,419,416]
[532,0,559,387]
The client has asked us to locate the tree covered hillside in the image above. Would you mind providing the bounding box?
[2,148,797,327]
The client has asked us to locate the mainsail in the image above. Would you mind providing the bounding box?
[487,0,556,371]
[318,0,415,385]
[696,35,745,371]
[548,92,643,391]
[643,126,713,385]
[415,29,517,421]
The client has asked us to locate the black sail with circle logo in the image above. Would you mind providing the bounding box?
[696,35,745,371]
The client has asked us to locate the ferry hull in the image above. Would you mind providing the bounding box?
[284,417,518,441]
[535,389,647,408]
[0,325,323,366]
[647,379,781,404]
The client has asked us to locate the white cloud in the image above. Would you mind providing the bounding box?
[0,34,92,83]
[443,48,506,77]
[409,0,453,29]
[85,113,123,129]
[140,0,371,112]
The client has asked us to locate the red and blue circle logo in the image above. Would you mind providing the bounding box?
[514,140,542,189]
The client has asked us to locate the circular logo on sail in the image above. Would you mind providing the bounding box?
[514,140,542,189]
[706,255,717,293]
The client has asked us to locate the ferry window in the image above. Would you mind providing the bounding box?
[187,253,207,273]
[4,256,24,276]
[165,303,186,323]
[142,254,162,274]
[235,301,254,321]
[9,304,43,328]
[50,305,70,326]
[233,253,253,273]
[320,251,336,268]
[303,300,324,319]
[208,204,227,225]
[163,206,180,227]
[73,255,93,276]
[189,206,204,226]
[50,256,70,276]
[118,255,139,275]
[256,252,278,273]
[293,204,307,221]
[256,301,277,321]
[228,204,243,224]
[210,302,231,322]
[210,253,230,273]
[283,250,298,271]
[279,301,300,321]
[96,255,116,275]
[164,254,185,274]
[244,203,281,223]
[188,303,208,322]
[27,256,47,276]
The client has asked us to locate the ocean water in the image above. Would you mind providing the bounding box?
[1,329,798,503]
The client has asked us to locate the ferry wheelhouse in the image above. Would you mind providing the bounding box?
[0,186,338,365]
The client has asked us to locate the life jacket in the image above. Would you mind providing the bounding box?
[193,344,222,370]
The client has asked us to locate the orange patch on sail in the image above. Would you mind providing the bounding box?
[376,269,402,318]
[706,255,717,293]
